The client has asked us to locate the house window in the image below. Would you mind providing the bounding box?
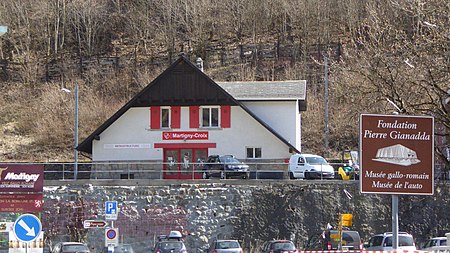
[201,106,219,127]
[246,147,262,158]
[161,107,170,128]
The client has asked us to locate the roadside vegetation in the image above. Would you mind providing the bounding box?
[0,0,447,172]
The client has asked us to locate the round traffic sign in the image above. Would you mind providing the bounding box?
[13,214,42,242]
[106,229,117,239]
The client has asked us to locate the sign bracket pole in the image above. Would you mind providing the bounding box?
[392,195,399,249]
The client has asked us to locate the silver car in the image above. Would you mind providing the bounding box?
[365,232,416,251]
[209,240,243,253]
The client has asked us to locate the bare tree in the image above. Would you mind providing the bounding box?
[67,0,108,57]
[334,0,449,166]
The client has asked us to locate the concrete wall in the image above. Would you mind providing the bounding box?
[1,180,448,253]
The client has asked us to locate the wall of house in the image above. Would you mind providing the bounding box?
[92,105,293,161]
[241,100,301,151]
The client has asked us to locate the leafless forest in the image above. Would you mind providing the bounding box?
[0,0,448,166]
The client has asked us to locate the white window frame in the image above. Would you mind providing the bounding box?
[200,106,220,128]
[246,147,262,159]
[161,107,171,129]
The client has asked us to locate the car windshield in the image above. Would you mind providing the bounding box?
[342,233,355,242]
[221,156,240,164]
[423,240,436,248]
[62,244,88,252]
[272,242,295,250]
[384,236,414,247]
[160,242,183,250]
[305,156,328,165]
[369,236,384,247]
[216,241,240,249]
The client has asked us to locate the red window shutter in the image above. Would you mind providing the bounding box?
[221,105,231,128]
[189,106,199,128]
[150,106,160,129]
[171,106,181,128]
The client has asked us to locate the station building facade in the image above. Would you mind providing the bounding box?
[77,56,307,179]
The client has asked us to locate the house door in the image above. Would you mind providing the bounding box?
[163,148,207,179]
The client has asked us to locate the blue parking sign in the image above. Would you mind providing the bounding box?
[105,201,118,220]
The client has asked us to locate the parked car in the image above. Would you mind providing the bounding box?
[104,244,134,253]
[153,231,187,253]
[288,154,335,179]
[305,230,362,250]
[208,240,243,253]
[421,236,448,252]
[201,155,249,179]
[52,242,90,253]
[365,232,416,251]
[261,240,297,253]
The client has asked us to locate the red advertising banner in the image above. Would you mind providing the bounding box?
[360,114,434,195]
[162,131,208,140]
[0,193,43,212]
[0,164,44,192]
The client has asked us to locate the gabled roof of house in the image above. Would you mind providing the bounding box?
[77,56,302,155]
[217,81,306,100]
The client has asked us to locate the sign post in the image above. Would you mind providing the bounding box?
[360,114,434,249]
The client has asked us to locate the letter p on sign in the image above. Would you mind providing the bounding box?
[105,201,118,220]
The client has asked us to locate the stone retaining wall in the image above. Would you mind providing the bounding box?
[0,180,448,253]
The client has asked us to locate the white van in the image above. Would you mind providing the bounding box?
[288,154,335,179]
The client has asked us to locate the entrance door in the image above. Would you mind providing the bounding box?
[164,149,180,179]
[163,148,207,179]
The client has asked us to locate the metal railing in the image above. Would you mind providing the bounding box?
[42,162,290,180]
[32,161,366,181]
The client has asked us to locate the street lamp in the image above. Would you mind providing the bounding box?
[62,83,79,180]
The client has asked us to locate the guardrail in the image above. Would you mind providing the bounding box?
[0,161,361,181]
[42,162,293,180]
[299,251,448,253]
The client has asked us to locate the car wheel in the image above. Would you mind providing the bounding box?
[305,172,311,179]
[289,172,295,179]
[241,173,249,179]
[220,171,226,179]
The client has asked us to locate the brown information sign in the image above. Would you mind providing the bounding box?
[0,193,43,212]
[0,164,44,192]
[360,114,434,195]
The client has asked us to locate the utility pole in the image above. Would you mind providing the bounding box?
[74,83,79,180]
[324,56,329,157]
[62,83,79,180]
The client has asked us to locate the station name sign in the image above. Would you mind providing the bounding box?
[162,131,208,140]
[0,164,44,192]
[360,114,434,195]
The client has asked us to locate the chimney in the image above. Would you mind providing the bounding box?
[196,57,204,72]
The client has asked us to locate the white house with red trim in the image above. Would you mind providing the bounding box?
[77,56,307,179]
